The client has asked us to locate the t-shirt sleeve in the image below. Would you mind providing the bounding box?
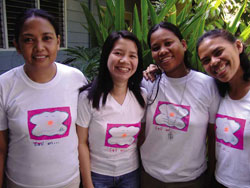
[82,74,88,85]
[208,80,220,124]
[76,91,92,128]
[0,88,8,131]
[140,87,148,123]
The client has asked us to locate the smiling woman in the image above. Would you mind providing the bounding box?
[76,30,146,188]
[140,22,220,188]
[149,27,187,78]
[197,29,250,188]
[14,16,60,82]
[0,9,87,188]
[107,38,138,86]
[198,35,243,84]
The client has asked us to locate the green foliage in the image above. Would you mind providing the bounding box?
[65,0,249,79]
[63,47,101,81]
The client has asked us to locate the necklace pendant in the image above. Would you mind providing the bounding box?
[168,131,173,140]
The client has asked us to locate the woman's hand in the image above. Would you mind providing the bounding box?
[143,64,161,82]
[0,130,8,188]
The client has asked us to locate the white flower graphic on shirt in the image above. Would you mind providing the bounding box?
[108,126,140,146]
[31,111,68,136]
[216,117,240,145]
[155,103,188,129]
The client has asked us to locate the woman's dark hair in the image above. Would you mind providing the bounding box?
[81,30,145,109]
[147,21,192,69]
[196,29,250,97]
[15,8,60,44]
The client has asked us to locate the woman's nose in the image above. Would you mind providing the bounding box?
[119,56,128,63]
[210,56,220,66]
[159,46,169,56]
[34,40,45,51]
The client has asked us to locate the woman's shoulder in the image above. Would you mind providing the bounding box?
[189,70,219,96]
[0,66,23,86]
[79,89,89,99]
[141,77,159,93]
[191,70,212,79]
[56,62,88,84]
[190,70,215,85]
[0,65,22,79]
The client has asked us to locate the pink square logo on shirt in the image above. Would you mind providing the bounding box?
[215,114,245,150]
[105,122,141,148]
[28,107,72,140]
[153,101,190,132]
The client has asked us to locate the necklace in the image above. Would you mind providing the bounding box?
[165,70,190,140]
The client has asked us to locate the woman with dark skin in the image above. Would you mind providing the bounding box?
[197,29,250,188]
[140,22,220,188]
[0,9,87,188]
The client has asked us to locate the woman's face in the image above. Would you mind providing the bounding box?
[14,16,60,70]
[198,37,243,83]
[150,28,187,78]
[107,38,138,84]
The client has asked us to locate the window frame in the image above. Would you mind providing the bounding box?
[0,0,67,51]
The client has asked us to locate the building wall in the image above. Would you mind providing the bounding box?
[0,0,93,74]
[0,0,137,74]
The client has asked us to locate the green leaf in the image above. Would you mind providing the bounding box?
[115,0,125,31]
[239,25,250,42]
[81,23,90,33]
[104,0,115,31]
[213,20,224,29]
[228,0,247,34]
[167,5,176,25]
[214,0,224,9]
[99,23,109,41]
[245,46,250,55]
[158,0,178,22]
[94,0,103,23]
[176,1,191,25]
[106,0,115,13]
[141,0,149,44]
[187,16,205,53]
[132,4,142,41]
[147,0,158,25]
[80,2,104,47]
[180,3,207,39]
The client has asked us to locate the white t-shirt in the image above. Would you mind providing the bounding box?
[76,89,146,176]
[215,91,250,188]
[0,63,87,188]
[140,70,220,182]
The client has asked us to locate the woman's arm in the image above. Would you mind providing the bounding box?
[143,64,161,81]
[206,123,216,186]
[76,125,94,188]
[137,122,146,148]
[0,130,8,188]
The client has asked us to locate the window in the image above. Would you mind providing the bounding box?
[40,0,65,47]
[0,2,4,48]
[0,0,66,49]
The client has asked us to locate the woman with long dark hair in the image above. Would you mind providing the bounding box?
[76,30,146,188]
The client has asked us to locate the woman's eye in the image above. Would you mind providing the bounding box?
[23,38,33,43]
[164,42,171,46]
[151,46,159,52]
[214,49,223,57]
[43,36,52,41]
[201,58,210,65]
[130,55,138,59]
